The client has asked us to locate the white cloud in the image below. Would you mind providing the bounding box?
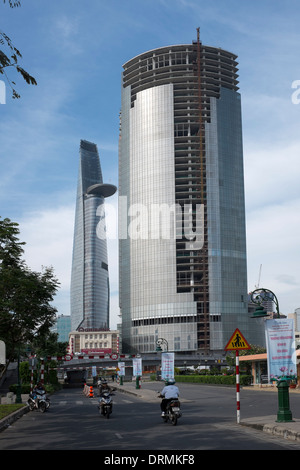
[246,198,300,312]
[19,205,75,290]
[244,141,300,210]
[2,0,300,329]
[51,15,84,56]
[16,205,74,322]
[18,196,121,329]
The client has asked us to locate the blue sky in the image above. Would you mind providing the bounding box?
[1,0,300,329]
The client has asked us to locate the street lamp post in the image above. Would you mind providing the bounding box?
[156,338,168,352]
[250,288,280,318]
[250,287,293,422]
[15,347,22,404]
[156,338,170,381]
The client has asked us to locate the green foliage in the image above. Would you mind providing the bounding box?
[31,332,68,359]
[9,382,32,393]
[11,358,63,391]
[239,344,266,356]
[0,403,25,420]
[9,382,61,394]
[19,360,30,383]
[3,1,21,7]
[225,344,267,373]
[18,358,62,387]
[0,217,60,362]
[0,217,25,265]
[0,0,37,98]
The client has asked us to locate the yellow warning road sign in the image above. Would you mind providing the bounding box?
[224,328,251,351]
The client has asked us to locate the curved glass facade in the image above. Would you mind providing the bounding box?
[70,140,116,331]
[119,37,264,354]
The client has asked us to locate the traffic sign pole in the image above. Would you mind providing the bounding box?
[40,359,44,385]
[30,367,34,392]
[236,350,240,424]
[29,356,37,392]
[224,328,251,425]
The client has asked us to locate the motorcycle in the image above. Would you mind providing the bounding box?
[98,391,113,418]
[159,395,182,426]
[27,389,50,413]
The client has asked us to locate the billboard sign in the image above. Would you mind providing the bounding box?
[265,318,296,381]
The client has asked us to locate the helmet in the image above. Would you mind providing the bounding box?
[166,378,175,385]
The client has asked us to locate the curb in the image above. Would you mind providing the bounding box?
[240,419,300,444]
[0,405,30,433]
[263,424,300,442]
[263,423,300,442]
[114,385,142,398]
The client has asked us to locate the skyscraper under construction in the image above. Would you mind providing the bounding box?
[119,31,263,355]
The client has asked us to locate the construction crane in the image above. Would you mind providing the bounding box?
[255,264,262,289]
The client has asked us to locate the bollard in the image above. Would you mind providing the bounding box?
[276,379,294,422]
[136,376,141,389]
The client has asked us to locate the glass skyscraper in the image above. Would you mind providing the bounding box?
[70,140,117,332]
[119,32,264,354]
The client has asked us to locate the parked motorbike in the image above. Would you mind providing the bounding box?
[98,391,113,418]
[27,389,50,413]
[159,395,182,426]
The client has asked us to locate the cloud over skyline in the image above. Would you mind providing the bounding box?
[1,0,300,328]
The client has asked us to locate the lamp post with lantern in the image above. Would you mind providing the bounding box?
[250,287,294,422]
[156,338,169,352]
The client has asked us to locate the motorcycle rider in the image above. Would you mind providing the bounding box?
[159,378,180,416]
[32,381,45,406]
[33,381,45,394]
[98,379,113,414]
[98,379,112,395]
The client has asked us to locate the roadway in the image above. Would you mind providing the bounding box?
[1,382,300,451]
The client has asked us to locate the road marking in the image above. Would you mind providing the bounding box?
[115,433,123,439]
[57,400,84,405]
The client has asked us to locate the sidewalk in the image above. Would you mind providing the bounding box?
[114,379,193,403]
[115,381,300,444]
[240,385,300,442]
[240,415,300,442]
[114,380,158,402]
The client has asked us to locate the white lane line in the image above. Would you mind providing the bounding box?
[57,400,84,405]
